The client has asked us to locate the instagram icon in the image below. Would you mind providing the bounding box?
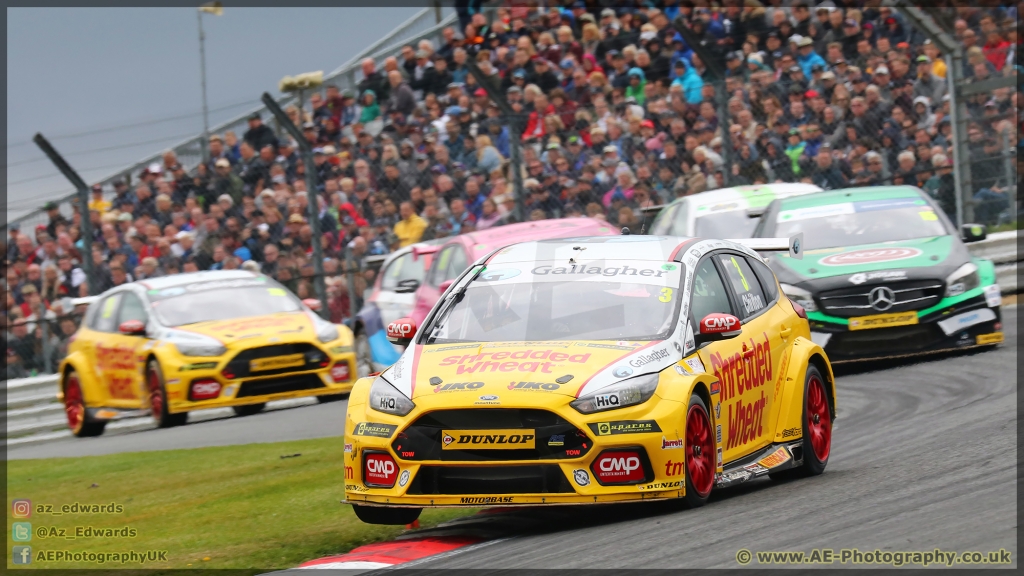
[12,499,31,518]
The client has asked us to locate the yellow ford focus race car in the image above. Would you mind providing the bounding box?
[59,270,357,437]
[344,235,835,525]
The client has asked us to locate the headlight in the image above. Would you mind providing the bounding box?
[945,262,980,297]
[316,323,340,343]
[780,283,817,312]
[369,376,416,416]
[174,342,227,357]
[570,373,659,414]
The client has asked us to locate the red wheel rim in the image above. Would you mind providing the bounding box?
[64,374,84,431]
[148,368,163,418]
[685,404,715,497]
[807,375,831,462]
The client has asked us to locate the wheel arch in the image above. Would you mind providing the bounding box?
[58,353,94,401]
[806,351,836,420]
[771,337,834,442]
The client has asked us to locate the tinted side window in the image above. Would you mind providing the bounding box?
[717,253,767,319]
[690,258,733,332]
[381,253,425,290]
[748,256,779,303]
[445,247,469,281]
[117,293,149,325]
[92,294,122,333]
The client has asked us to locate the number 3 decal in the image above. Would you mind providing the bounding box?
[659,287,674,303]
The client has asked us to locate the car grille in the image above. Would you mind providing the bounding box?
[817,280,944,317]
[223,343,328,378]
[393,408,593,462]
[236,373,325,397]
[829,323,944,358]
[405,465,575,495]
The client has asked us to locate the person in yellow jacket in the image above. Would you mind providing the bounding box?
[393,201,427,248]
[88,184,111,215]
[923,40,946,78]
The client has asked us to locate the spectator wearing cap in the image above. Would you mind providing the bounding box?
[912,54,945,105]
[243,113,278,154]
[529,57,560,93]
[88,184,111,215]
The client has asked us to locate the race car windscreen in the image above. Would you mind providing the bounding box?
[694,210,758,239]
[772,197,948,250]
[147,278,302,326]
[426,260,684,343]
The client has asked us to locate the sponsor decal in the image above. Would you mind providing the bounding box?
[772,348,792,403]
[386,320,415,340]
[344,465,354,480]
[593,452,645,482]
[711,332,773,403]
[179,362,218,371]
[937,308,997,336]
[613,365,633,378]
[475,395,501,405]
[758,447,791,469]
[441,429,536,450]
[819,247,923,266]
[532,265,671,278]
[716,424,722,443]
[673,341,682,354]
[250,353,304,372]
[664,460,684,477]
[398,470,411,487]
[573,469,590,487]
[438,349,592,375]
[629,347,671,368]
[589,420,662,436]
[718,469,751,485]
[577,342,637,351]
[344,443,353,453]
[353,422,398,438]
[741,292,764,315]
[507,381,563,391]
[984,284,1002,307]
[781,427,801,439]
[702,313,740,334]
[717,447,723,466]
[675,365,690,376]
[434,381,485,393]
[715,402,721,419]
[426,343,480,353]
[638,481,682,491]
[661,436,684,450]
[710,380,721,395]
[976,332,1004,345]
[727,391,766,450]
[479,395,499,401]
[685,357,705,374]
[848,270,907,284]
[477,268,521,281]
[548,434,565,447]
[460,496,514,504]
[848,311,918,331]
[743,462,770,476]
[345,483,369,492]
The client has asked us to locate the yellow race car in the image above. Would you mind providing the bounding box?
[59,270,357,436]
[344,235,836,525]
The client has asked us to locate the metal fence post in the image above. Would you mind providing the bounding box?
[945,52,970,228]
[39,314,52,374]
[1001,127,1015,221]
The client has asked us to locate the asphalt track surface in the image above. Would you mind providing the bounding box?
[9,313,1018,570]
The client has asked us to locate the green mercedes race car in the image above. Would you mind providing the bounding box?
[753,186,1003,362]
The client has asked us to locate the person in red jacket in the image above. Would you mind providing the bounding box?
[982,30,1010,71]
[522,93,555,143]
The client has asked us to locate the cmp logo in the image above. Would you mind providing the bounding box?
[573,469,591,487]
[819,247,923,266]
[478,268,522,281]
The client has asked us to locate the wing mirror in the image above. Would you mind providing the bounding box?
[695,313,742,347]
[386,317,417,346]
[394,278,421,294]
[302,298,322,311]
[961,223,987,243]
[118,320,147,336]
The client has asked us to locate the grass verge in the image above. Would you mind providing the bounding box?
[6,436,472,571]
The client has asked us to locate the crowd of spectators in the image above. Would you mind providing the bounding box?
[4,1,1021,377]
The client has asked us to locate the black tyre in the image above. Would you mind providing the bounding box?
[771,364,832,481]
[148,361,188,428]
[681,393,715,509]
[352,504,422,525]
[232,403,266,416]
[64,371,106,437]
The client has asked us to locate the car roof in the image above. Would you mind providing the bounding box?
[455,217,617,258]
[136,270,259,290]
[677,183,822,210]
[487,235,693,265]
[774,185,924,210]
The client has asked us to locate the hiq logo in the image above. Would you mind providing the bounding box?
[12,499,31,518]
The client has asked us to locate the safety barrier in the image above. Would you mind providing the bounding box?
[4,231,1018,446]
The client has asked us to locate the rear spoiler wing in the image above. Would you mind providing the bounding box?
[727,233,803,259]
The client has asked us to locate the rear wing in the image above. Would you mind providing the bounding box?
[728,233,803,260]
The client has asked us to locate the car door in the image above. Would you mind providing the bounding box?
[111,291,152,406]
[692,252,772,462]
[713,251,784,457]
[92,292,146,407]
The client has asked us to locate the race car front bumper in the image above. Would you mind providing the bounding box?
[807,288,1003,363]
[343,394,711,508]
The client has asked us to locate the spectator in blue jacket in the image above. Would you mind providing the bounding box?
[671,59,703,105]
[796,37,827,78]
